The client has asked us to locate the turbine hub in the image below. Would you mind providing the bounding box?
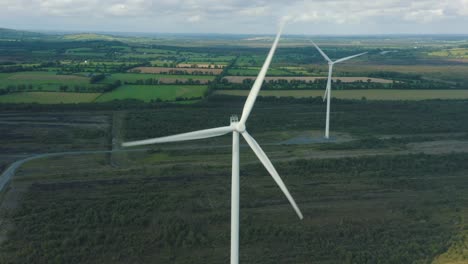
[236,123,246,133]
[230,115,245,132]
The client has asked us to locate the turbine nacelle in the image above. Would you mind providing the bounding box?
[230,115,245,133]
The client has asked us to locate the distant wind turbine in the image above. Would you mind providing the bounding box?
[122,24,303,264]
[312,41,367,139]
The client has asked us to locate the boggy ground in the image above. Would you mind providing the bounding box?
[1,98,468,263]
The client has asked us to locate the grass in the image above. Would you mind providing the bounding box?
[0,92,101,104]
[214,89,468,100]
[103,73,215,84]
[308,64,468,83]
[0,72,98,91]
[234,55,267,67]
[429,48,468,59]
[227,67,293,76]
[62,33,119,41]
[131,67,222,75]
[96,85,208,102]
[120,53,171,59]
[134,48,176,54]
[150,60,176,67]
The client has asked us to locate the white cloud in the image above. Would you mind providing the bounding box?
[107,4,128,16]
[0,0,29,11]
[456,0,468,15]
[403,9,445,23]
[38,0,98,16]
[283,0,453,24]
[0,0,468,33]
[187,15,201,22]
[105,0,152,16]
[238,6,270,17]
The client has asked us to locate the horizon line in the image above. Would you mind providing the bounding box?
[3,27,468,38]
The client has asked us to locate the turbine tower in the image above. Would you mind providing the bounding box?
[122,24,303,264]
[312,41,367,139]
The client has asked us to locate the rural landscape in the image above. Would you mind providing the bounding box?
[1,25,468,264]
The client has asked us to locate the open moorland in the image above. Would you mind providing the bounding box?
[1,28,468,264]
[1,97,468,263]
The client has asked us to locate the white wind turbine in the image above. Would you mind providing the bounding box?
[312,42,367,139]
[122,24,303,264]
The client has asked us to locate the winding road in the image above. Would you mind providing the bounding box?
[0,136,316,193]
[2,136,468,194]
[0,149,149,193]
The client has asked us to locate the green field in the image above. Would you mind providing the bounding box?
[429,48,468,58]
[184,56,235,62]
[308,64,468,83]
[62,33,119,41]
[235,55,267,66]
[134,48,177,54]
[103,73,215,84]
[214,89,468,100]
[0,72,100,91]
[120,53,172,59]
[96,85,208,102]
[150,60,176,67]
[227,67,293,76]
[0,92,101,104]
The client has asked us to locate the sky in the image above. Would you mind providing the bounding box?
[1,0,468,35]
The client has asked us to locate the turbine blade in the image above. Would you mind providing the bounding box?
[312,41,332,63]
[333,52,368,64]
[241,131,303,220]
[239,24,284,126]
[323,86,328,102]
[122,126,234,147]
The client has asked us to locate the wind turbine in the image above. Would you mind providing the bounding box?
[312,41,367,139]
[122,24,303,264]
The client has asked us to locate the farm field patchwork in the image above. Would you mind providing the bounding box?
[95,85,208,102]
[214,89,468,100]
